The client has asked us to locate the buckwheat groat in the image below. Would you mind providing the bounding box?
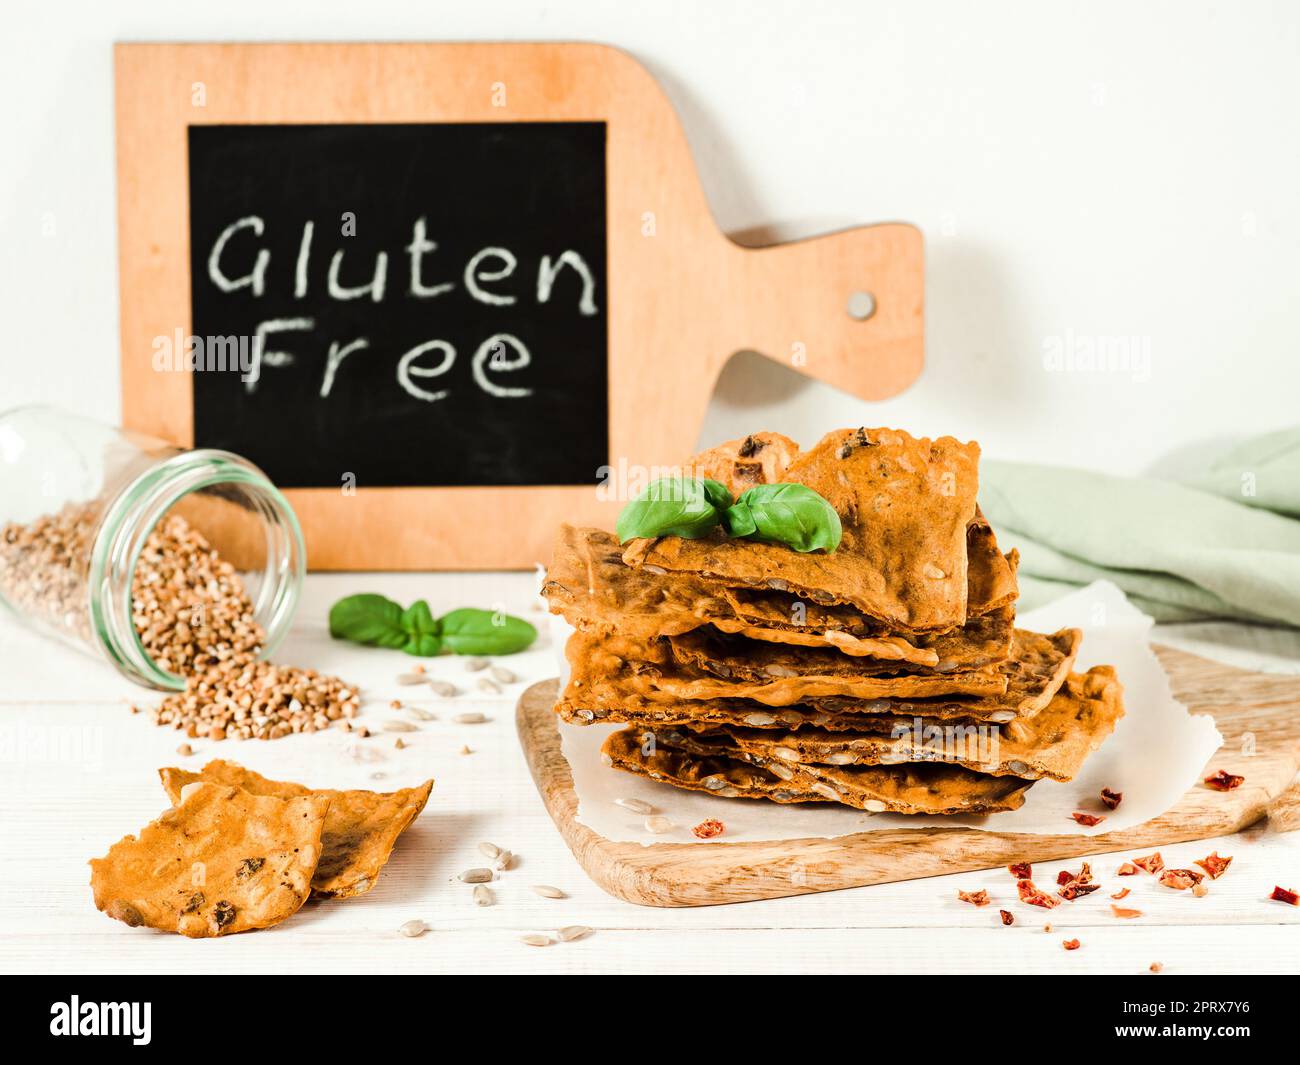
[90,782,328,937]
[160,761,433,898]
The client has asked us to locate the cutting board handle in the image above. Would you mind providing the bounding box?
[726,221,924,400]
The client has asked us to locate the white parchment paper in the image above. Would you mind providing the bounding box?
[551,581,1223,844]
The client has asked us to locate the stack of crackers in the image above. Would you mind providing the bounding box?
[545,428,1125,817]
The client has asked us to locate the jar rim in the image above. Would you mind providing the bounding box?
[88,448,305,690]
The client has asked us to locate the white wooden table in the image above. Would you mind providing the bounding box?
[1,572,1296,975]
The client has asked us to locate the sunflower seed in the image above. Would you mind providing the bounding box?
[404,705,436,721]
[811,782,841,801]
[464,657,489,672]
[478,841,502,859]
[396,673,428,686]
[531,884,566,899]
[383,720,418,733]
[398,919,427,938]
[489,665,516,684]
[864,799,889,812]
[473,884,494,907]
[615,796,654,815]
[453,712,487,724]
[772,747,800,762]
[557,925,592,942]
[458,868,494,883]
[428,680,458,697]
[644,815,673,834]
[743,712,777,727]
[477,677,502,695]
[924,563,947,579]
[520,933,551,947]
[493,850,514,871]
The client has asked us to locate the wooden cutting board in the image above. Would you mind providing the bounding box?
[517,647,1300,907]
[115,42,923,570]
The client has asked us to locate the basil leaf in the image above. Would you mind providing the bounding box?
[329,593,409,649]
[616,477,724,543]
[699,478,734,512]
[728,483,842,553]
[440,607,538,655]
[400,600,442,657]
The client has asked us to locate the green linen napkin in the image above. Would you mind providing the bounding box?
[980,429,1300,625]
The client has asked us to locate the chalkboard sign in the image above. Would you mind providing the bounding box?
[187,122,609,488]
[118,43,923,568]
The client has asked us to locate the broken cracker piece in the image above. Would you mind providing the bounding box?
[90,783,328,937]
[159,760,432,899]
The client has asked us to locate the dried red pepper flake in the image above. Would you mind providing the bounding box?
[1007,862,1032,879]
[1158,868,1205,891]
[1111,904,1143,919]
[1111,887,1131,900]
[958,889,990,907]
[1204,769,1245,791]
[1194,851,1233,879]
[1132,852,1165,874]
[1055,862,1097,901]
[999,909,1015,926]
[1062,938,1081,951]
[1017,878,1061,909]
[691,818,725,839]
[1116,862,1139,876]
[1269,885,1299,906]
[1071,812,1105,827]
[1100,787,1123,810]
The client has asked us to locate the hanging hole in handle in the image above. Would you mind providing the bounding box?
[847,290,876,321]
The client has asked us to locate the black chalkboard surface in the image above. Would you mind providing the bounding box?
[187,123,608,489]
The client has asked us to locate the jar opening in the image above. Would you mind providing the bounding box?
[89,450,305,690]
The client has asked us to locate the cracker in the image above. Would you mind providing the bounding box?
[668,610,1013,683]
[683,432,801,494]
[89,782,328,937]
[558,628,1079,726]
[545,525,1016,665]
[159,760,433,899]
[602,728,1033,814]
[563,627,1013,709]
[694,666,1124,781]
[622,428,981,630]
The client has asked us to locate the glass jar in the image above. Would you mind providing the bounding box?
[0,406,304,690]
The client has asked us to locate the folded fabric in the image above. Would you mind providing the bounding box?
[981,438,1300,625]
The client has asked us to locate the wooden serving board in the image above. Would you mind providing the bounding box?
[517,647,1300,907]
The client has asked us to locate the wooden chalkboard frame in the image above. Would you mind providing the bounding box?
[115,42,924,570]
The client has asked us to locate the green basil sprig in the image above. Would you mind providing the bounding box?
[724,483,842,552]
[329,596,537,656]
[615,477,733,543]
[615,475,842,553]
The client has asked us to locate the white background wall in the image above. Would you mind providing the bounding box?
[1,0,1296,476]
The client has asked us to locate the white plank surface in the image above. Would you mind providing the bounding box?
[0,572,1297,975]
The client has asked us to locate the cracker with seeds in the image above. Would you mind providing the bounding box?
[672,666,1124,781]
[622,428,983,631]
[159,760,433,899]
[602,727,1033,815]
[90,782,328,937]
